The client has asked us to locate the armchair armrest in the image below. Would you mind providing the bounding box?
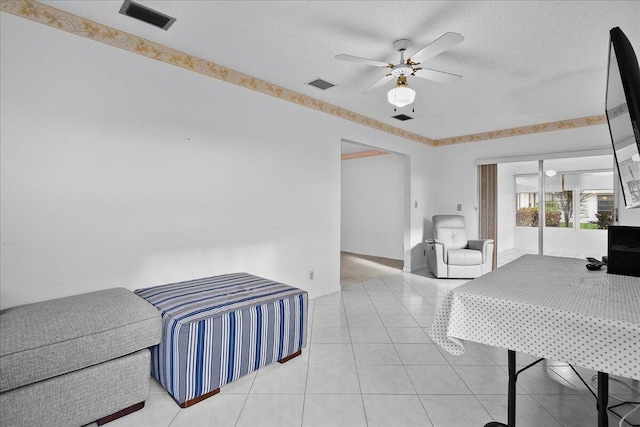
[468,239,495,262]
[425,239,449,278]
[426,239,448,263]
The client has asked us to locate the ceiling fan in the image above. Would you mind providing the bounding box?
[335,32,464,107]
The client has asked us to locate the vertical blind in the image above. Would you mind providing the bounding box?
[478,164,498,269]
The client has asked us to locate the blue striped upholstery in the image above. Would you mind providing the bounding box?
[135,273,308,405]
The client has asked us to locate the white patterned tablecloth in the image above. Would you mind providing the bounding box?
[429,255,640,380]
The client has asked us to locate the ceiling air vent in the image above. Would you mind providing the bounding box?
[119,0,176,30]
[392,114,414,121]
[306,78,336,90]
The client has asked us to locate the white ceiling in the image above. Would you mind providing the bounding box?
[43,1,640,143]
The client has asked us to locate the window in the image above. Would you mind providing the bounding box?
[544,190,572,227]
[515,170,613,230]
[515,175,539,227]
[597,194,614,213]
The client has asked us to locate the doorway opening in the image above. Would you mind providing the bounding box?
[340,252,404,286]
[340,139,410,286]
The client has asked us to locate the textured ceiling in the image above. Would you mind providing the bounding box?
[40,1,640,144]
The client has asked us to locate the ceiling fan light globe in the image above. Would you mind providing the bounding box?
[387,86,416,107]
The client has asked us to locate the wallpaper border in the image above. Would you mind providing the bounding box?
[341,150,389,161]
[433,115,607,146]
[1,0,606,148]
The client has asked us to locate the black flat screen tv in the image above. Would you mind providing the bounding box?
[607,225,640,277]
[605,27,640,209]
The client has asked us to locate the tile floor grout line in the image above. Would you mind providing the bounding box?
[232,368,257,427]
[166,404,182,427]
[299,301,314,427]
[340,286,369,426]
[403,272,526,426]
[528,393,573,427]
[389,275,438,427]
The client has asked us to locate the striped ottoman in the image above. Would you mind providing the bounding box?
[135,273,308,407]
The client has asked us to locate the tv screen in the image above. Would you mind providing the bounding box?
[605,27,640,209]
[607,225,640,277]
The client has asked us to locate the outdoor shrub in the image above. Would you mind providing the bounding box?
[595,211,613,229]
[545,210,562,226]
[516,207,562,227]
[516,207,538,227]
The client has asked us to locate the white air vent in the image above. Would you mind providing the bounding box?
[119,0,176,30]
[306,78,336,90]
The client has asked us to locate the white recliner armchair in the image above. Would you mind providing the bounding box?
[426,215,494,279]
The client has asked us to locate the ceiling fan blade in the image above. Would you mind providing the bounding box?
[335,54,391,68]
[413,68,462,84]
[408,32,464,64]
[363,74,394,94]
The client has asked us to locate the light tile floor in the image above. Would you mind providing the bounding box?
[97,270,640,427]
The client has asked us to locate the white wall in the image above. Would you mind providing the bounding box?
[543,228,609,259]
[618,202,640,225]
[341,153,405,260]
[513,227,612,259]
[0,13,437,308]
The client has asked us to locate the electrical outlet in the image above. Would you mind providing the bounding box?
[457,204,462,211]
[309,270,314,281]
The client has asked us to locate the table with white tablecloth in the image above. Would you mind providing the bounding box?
[429,254,640,427]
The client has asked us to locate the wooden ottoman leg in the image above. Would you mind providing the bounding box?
[96,401,145,425]
[278,350,302,364]
[177,388,221,408]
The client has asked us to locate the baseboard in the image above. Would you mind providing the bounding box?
[406,264,427,273]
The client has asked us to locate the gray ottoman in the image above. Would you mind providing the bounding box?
[0,288,162,426]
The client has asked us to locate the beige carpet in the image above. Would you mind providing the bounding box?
[340,252,404,287]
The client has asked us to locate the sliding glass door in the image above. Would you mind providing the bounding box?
[497,161,540,266]
[541,156,613,259]
[494,154,614,266]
